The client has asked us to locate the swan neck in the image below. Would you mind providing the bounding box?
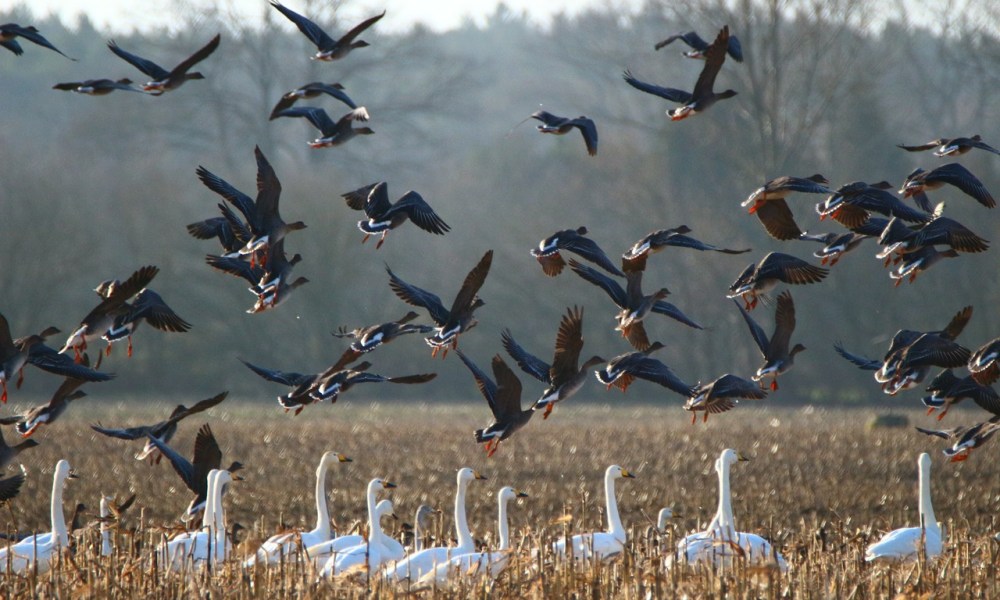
[455,477,474,549]
[314,460,331,536]
[366,481,378,534]
[202,472,216,529]
[51,469,69,548]
[605,471,625,541]
[919,460,938,531]
[100,498,112,556]
[716,460,735,539]
[498,496,511,551]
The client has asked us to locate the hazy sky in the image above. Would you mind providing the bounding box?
[21,0,627,34]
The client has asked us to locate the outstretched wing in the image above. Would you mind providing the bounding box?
[107,40,169,79]
[622,69,692,103]
[501,329,550,383]
[169,33,220,77]
[391,192,451,235]
[238,358,313,387]
[386,265,449,325]
[455,350,498,414]
[270,0,335,50]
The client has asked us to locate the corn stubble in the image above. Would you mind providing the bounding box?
[2,405,998,597]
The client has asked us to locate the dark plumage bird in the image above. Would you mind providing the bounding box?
[0,465,26,504]
[91,391,229,464]
[234,147,307,267]
[332,311,434,354]
[273,106,373,148]
[621,225,750,272]
[283,362,436,409]
[58,265,159,360]
[569,259,702,350]
[876,313,973,395]
[387,250,493,358]
[915,415,1000,462]
[143,423,242,521]
[684,374,766,424]
[341,182,450,248]
[502,306,605,419]
[897,135,1000,157]
[529,111,598,156]
[594,342,693,396]
[741,174,832,240]
[53,78,141,95]
[269,1,385,61]
[1,23,74,59]
[899,163,995,211]
[107,34,220,94]
[92,284,191,357]
[531,227,623,277]
[921,370,1000,420]
[735,290,804,391]
[888,246,959,287]
[798,231,871,266]
[655,30,743,62]
[0,316,62,403]
[968,337,1000,386]
[815,181,931,229]
[269,82,365,120]
[4,362,92,438]
[245,242,310,314]
[624,25,736,120]
[834,306,972,395]
[727,252,828,310]
[0,430,38,470]
[455,350,533,458]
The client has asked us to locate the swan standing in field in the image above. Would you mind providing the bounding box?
[551,465,634,562]
[318,499,398,578]
[418,486,528,587]
[163,469,218,570]
[382,467,487,584]
[305,477,396,565]
[865,453,942,562]
[245,451,351,566]
[672,450,787,571]
[0,459,76,574]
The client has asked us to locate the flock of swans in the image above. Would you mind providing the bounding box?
[1,448,941,580]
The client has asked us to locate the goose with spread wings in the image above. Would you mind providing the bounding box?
[270,1,384,61]
[655,29,743,62]
[621,225,750,272]
[273,106,373,148]
[107,34,220,94]
[455,350,534,458]
[387,250,493,358]
[332,311,434,354]
[269,82,366,119]
[342,182,450,249]
[529,111,598,156]
[897,135,1000,158]
[624,26,736,120]
[734,290,804,391]
[531,227,623,277]
[1,23,74,59]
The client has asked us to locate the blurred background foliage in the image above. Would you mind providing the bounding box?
[1,0,998,409]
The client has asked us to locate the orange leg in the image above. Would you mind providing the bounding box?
[749,297,758,310]
[830,256,840,266]
[430,346,440,359]
[926,406,936,416]
[703,412,709,423]
[127,336,133,358]
[690,412,696,425]
[1,380,6,404]
[883,257,892,268]
[936,407,949,421]
[543,403,554,420]
[361,233,371,244]
[770,379,778,391]
[894,278,902,288]
[294,406,304,416]
[16,368,24,389]
[820,257,828,265]
[909,273,917,283]
[105,343,113,357]
[487,439,500,458]
[375,232,388,250]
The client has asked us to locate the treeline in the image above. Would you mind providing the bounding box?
[0,0,998,408]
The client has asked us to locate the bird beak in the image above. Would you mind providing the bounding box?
[516,490,529,498]
[736,452,751,462]
[473,471,487,481]
[338,454,352,463]
[68,470,80,480]
[383,480,397,489]
[232,473,245,481]
[621,468,636,479]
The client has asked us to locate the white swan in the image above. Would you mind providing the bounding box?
[0,459,76,574]
[100,494,113,557]
[245,451,351,566]
[418,486,528,587]
[865,452,942,562]
[164,468,237,570]
[305,477,396,565]
[382,467,487,584]
[162,469,218,569]
[319,499,398,578]
[551,465,634,562]
[672,449,787,571]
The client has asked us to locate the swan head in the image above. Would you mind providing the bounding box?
[657,507,682,530]
[499,486,529,503]
[718,449,750,468]
[606,465,635,480]
[370,478,397,491]
[458,467,488,484]
[320,451,352,468]
[54,460,79,482]
[414,504,440,526]
[918,452,931,472]
[375,499,397,521]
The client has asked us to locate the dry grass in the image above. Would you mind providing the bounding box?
[2,401,999,597]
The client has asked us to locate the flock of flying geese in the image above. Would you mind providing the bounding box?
[1,3,999,581]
